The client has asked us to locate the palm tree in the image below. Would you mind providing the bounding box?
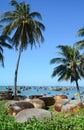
[0,0,45,96]
[75,27,84,49]
[50,45,84,102]
[0,26,12,67]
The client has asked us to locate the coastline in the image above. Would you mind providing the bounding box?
[0,85,84,101]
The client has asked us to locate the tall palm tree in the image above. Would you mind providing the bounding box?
[0,26,12,67]
[0,0,45,96]
[50,45,84,102]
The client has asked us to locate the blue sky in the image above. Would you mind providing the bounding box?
[0,0,84,86]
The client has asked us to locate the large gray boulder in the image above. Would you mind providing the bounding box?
[15,108,52,123]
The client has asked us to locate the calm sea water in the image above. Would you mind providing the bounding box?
[0,85,84,101]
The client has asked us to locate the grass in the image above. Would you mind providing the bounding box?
[0,100,84,130]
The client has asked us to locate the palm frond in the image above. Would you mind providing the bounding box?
[75,40,84,50]
[50,44,84,85]
[29,12,42,20]
[77,27,84,37]
[10,0,19,8]
[0,53,4,67]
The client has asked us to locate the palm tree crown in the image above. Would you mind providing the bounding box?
[0,0,45,50]
[50,45,84,81]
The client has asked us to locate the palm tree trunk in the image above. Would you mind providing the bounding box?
[14,45,22,97]
[75,80,82,102]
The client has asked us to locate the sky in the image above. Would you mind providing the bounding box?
[0,0,84,87]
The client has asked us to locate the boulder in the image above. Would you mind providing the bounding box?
[9,101,34,115]
[39,96,55,106]
[54,99,69,112]
[29,95,42,99]
[25,98,46,109]
[5,100,19,107]
[12,95,27,100]
[15,108,52,123]
[54,99,84,113]
[61,100,84,113]
[54,94,68,101]
[0,91,13,100]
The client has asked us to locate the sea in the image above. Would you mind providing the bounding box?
[0,85,84,101]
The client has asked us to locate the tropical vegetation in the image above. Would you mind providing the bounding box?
[0,100,84,130]
[0,0,84,130]
[76,27,84,49]
[50,45,84,102]
[0,0,45,96]
[0,25,12,67]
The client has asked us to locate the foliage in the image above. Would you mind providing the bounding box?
[0,101,84,130]
[50,45,84,82]
[0,0,45,97]
[0,26,12,67]
[50,45,84,101]
[75,26,84,50]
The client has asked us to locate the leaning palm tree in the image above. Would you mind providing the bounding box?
[0,0,45,96]
[0,25,12,67]
[50,45,84,102]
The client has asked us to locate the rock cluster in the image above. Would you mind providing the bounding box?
[54,95,84,113]
[0,91,13,100]
[5,98,52,122]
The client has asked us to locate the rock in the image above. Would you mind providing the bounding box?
[5,100,19,107]
[25,98,46,109]
[54,99,69,112]
[54,99,84,113]
[15,108,52,123]
[50,87,68,91]
[54,95,68,112]
[29,95,42,99]
[9,101,34,115]
[39,96,55,106]
[54,102,62,112]
[71,104,84,112]
[61,100,84,113]
[54,94,68,101]
[12,95,27,100]
[0,91,13,100]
